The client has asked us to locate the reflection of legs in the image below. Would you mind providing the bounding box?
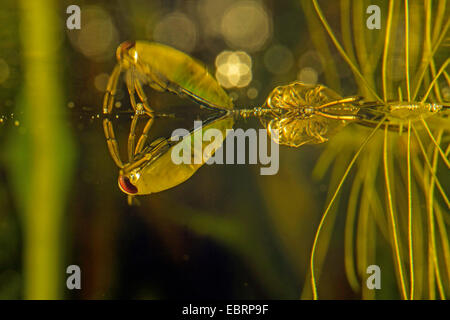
[125,71,157,161]
[314,110,360,121]
[134,78,155,155]
[135,117,154,155]
[128,114,139,162]
[126,69,140,161]
[315,96,362,121]
[102,64,124,168]
[103,118,124,168]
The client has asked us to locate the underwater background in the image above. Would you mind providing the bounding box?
[0,0,448,299]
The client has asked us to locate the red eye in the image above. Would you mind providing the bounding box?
[118,175,138,194]
[116,41,136,60]
[120,40,135,52]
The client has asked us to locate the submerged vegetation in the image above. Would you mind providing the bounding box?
[302,0,449,299]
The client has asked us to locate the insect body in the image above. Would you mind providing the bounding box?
[103,41,234,196]
[257,82,361,147]
[248,81,448,147]
[103,41,449,197]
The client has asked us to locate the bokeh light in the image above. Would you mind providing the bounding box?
[215,51,252,88]
[94,73,110,92]
[297,50,323,85]
[264,45,294,75]
[197,0,235,38]
[67,6,118,61]
[247,87,258,99]
[297,67,318,85]
[298,50,323,75]
[152,12,198,53]
[221,1,272,52]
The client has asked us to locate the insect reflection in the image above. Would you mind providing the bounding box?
[103,41,448,197]
[103,24,449,300]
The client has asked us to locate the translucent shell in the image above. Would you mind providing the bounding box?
[104,41,236,196]
[261,82,358,147]
[120,115,233,195]
[128,41,233,111]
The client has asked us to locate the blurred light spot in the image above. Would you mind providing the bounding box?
[67,101,75,108]
[94,73,110,92]
[221,1,272,52]
[297,67,318,85]
[67,6,118,61]
[247,87,258,99]
[298,50,323,75]
[0,59,10,84]
[115,101,122,108]
[197,0,235,37]
[229,92,239,101]
[264,45,294,74]
[153,12,198,53]
[215,51,252,88]
[14,120,19,127]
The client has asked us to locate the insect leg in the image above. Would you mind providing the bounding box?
[134,77,155,114]
[314,110,360,121]
[102,64,125,168]
[135,117,154,155]
[126,69,140,161]
[134,77,155,155]
[316,96,364,110]
[128,113,139,162]
[312,97,364,121]
[103,118,124,168]
[103,64,122,114]
[305,120,327,144]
